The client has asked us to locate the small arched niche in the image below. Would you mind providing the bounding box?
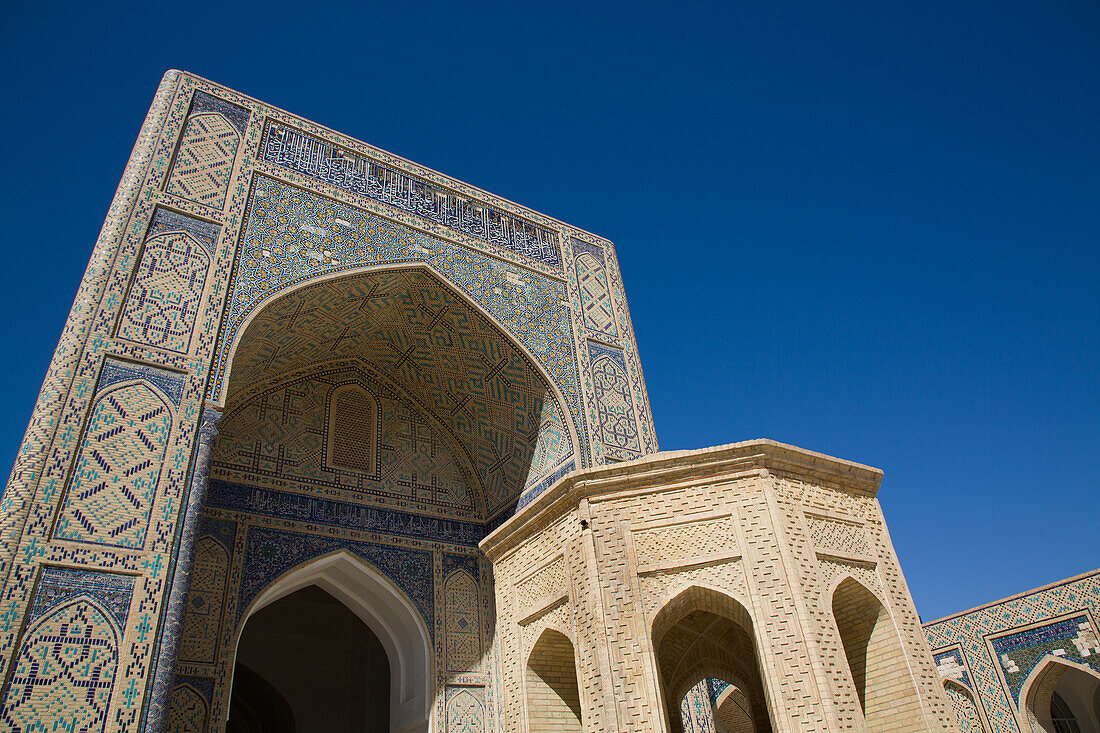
[652,586,774,733]
[1020,656,1100,733]
[525,628,583,733]
[831,577,923,732]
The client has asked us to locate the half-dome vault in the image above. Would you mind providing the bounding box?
[216,266,575,521]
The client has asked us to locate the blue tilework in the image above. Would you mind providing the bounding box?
[516,460,576,510]
[208,175,589,471]
[207,480,485,546]
[99,358,187,408]
[933,648,973,689]
[190,91,249,137]
[263,123,561,269]
[990,614,1100,702]
[237,524,435,638]
[925,571,1100,732]
[586,342,642,461]
[28,567,135,630]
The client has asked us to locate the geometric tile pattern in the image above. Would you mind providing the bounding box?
[680,678,718,733]
[945,683,985,733]
[806,514,871,558]
[212,365,476,516]
[327,384,377,473]
[204,479,486,545]
[178,538,229,664]
[117,213,213,354]
[0,599,120,733]
[446,685,486,733]
[164,684,206,733]
[445,569,482,673]
[165,91,248,211]
[989,614,1099,701]
[26,567,135,630]
[586,341,642,460]
[264,123,562,269]
[221,269,574,516]
[572,239,618,341]
[166,114,239,210]
[924,570,1100,732]
[53,381,173,549]
[934,649,973,688]
[0,72,656,733]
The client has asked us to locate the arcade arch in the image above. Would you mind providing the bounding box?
[652,586,775,733]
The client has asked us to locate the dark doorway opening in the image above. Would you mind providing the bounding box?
[230,585,390,733]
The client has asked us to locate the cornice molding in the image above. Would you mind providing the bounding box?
[480,439,884,561]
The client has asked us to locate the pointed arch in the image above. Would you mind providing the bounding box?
[0,597,120,732]
[652,586,774,733]
[216,263,579,515]
[526,627,582,733]
[218,263,575,436]
[1018,655,1100,733]
[54,380,173,549]
[831,577,924,732]
[325,381,379,473]
[446,687,485,732]
[117,229,212,353]
[714,682,757,733]
[229,549,432,733]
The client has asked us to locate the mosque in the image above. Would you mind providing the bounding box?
[0,71,1095,733]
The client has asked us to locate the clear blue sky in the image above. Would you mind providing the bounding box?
[1,1,1096,622]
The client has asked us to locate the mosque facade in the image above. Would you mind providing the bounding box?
[0,71,1094,733]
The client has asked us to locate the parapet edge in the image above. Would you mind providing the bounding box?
[481,438,884,561]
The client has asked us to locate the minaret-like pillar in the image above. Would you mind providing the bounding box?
[143,407,222,733]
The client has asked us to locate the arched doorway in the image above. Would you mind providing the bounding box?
[181,264,579,730]
[230,585,388,733]
[1020,656,1100,732]
[652,586,774,733]
[831,577,924,732]
[229,551,433,733]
